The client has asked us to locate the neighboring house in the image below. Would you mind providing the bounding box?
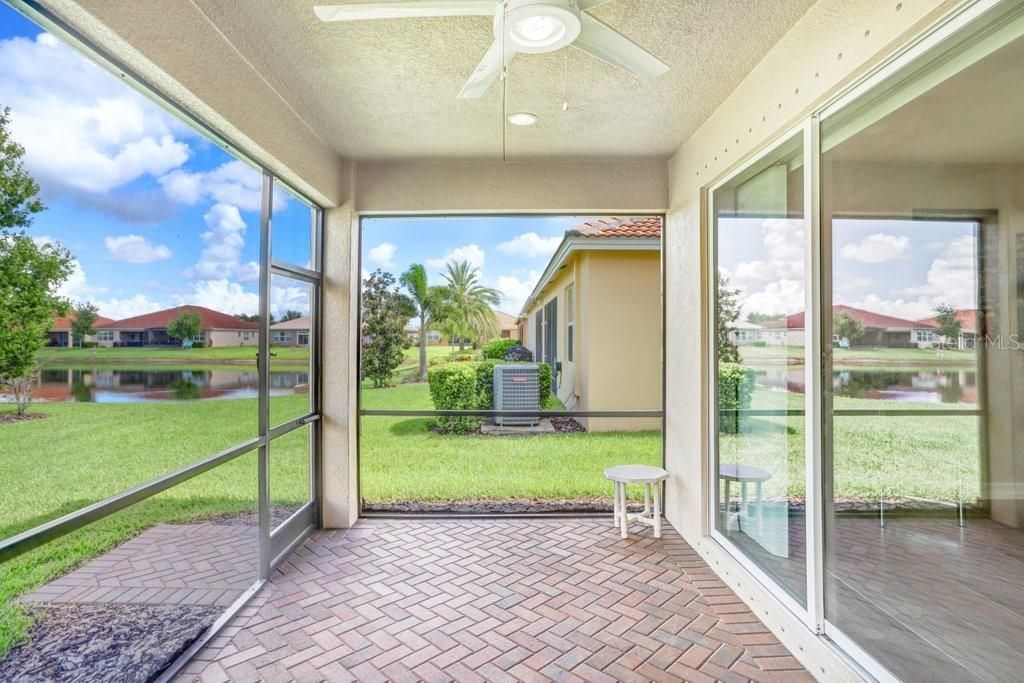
[914,309,980,349]
[518,216,661,431]
[406,309,514,346]
[47,313,115,347]
[271,316,311,347]
[728,320,763,345]
[761,305,931,348]
[96,305,259,347]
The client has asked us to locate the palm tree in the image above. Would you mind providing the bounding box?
[437,260,501,350]
[399,263,441,382]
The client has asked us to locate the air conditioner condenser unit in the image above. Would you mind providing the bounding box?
[493,363,540,426]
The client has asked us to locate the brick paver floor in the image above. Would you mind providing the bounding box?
[179,518,810,682]
[26,522,257,608]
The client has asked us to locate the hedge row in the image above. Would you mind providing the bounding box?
[718,362,755,434]
[427,359,551,434]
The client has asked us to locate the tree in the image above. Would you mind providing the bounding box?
[436,260,500,350]
[746,311,784,325]
[0,107,73,415]
[281,309,303,322]
[167,311,202,346]
[934,304,962,349]
[70,302,99,348]
[834,312,865,346]
[361,269,415,388]
[0,107,43,232]
[400,263,442,382]
[716,272,741,363]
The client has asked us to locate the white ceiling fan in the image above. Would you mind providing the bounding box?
[313,0,669,99]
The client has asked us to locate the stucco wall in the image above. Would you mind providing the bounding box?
[207,329,257,347]
[580,251,662,431]
[664,0,961,678]
[354,159,668,214]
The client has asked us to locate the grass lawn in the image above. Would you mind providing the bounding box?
[0,395,311,657]
[35,345,310,364]
[738,344,976,365]
[359,381,662,502]
[718,387,981,503]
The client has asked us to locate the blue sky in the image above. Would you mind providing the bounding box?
[0,2,311,319]
[718,216,978,321]
[361,216,595,315]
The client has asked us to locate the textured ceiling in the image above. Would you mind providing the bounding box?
[831,32,1024,165]
[181,0,814,161]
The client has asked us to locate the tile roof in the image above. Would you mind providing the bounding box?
[271,315,311,330]
[782,305,930,330]
[51,313,115,331]
[100,305,260,331]
[566,216,662,239]
[915,309,978,333]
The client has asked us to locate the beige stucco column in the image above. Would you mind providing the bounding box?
[321,202,359,528]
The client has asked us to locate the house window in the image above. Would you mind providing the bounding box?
[916,330,936,343]
[192,333,205,343]
[426,330,441,342]
[96,330,114,342]
[272,331,289,343]
[565,283,575,362]
[535,309,543,359]
[735,329,757,343]
[297,332,309,346]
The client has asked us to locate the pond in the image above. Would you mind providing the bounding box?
[751,365,979,404]
[27,366,310,403]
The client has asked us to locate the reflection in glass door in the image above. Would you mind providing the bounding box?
[819,9,1024,678]
[712,134,807,606]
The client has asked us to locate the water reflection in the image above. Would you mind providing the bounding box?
[33,367,309,403]
[751,366,977,404]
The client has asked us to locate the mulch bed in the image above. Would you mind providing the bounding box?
[0,413,47,425]
[429,416,587,436]
[363,498,648,514]
[0,603,220,683]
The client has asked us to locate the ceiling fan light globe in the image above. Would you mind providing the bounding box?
[496,0,581,54]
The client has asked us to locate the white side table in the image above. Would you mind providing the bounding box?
[604,465,670,539]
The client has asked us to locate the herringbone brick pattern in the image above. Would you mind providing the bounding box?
[25,523,256,608]
[179,519,810,682]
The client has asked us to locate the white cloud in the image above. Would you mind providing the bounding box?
[496,232,561,259]
[175,279,259,316]
[367,242,396,268]
[270,282,311,318]
[159,160,285,213]
[104,234,172,263]
[94,294,165,320]
[189,203,259,283]
[839,233,909,263]
[725,219,805,316]
[496,271,542,314]
[426,243,485,271]
[847,235,977,320]
[0,32,189,198]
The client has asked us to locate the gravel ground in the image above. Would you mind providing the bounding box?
[0,603,220,683]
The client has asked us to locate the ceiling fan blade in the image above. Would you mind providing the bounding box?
[458,41,515,99]
[314,1,494,22]
[577,0,615,9]
[574,14,669,81]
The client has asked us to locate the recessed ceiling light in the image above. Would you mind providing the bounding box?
[507,112,538,126]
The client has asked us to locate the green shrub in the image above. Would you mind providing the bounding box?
[718,362,755,434]
[482,338,521,360]
[454,353,475,362]
[427,362,481,433]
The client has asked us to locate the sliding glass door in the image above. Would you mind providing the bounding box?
[709,2,1024,678]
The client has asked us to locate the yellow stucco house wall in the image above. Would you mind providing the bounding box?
[520,217,662,431]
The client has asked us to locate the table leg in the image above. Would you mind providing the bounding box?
[611,481,619,527]
[653,482,662,539]
[756,481,764,536]
[619,483,628,539]
[644,483,651,518]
